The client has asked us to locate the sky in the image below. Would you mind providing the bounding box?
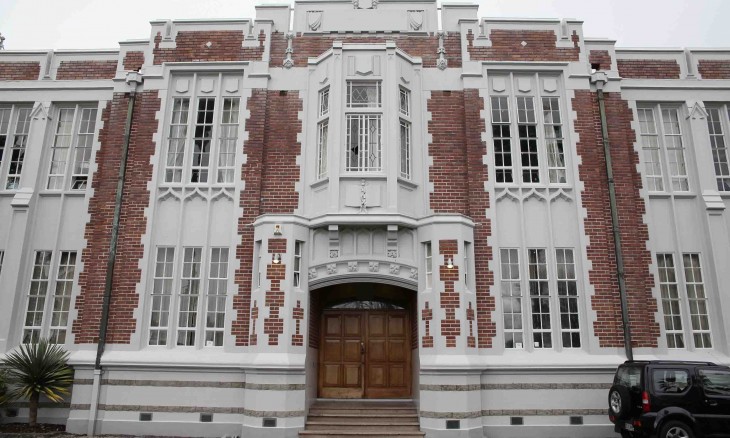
[0,0,729,51]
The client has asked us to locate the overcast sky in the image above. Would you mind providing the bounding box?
[1,0,728,51]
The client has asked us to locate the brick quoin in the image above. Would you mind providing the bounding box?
[264,238,287,346]
[56,60,118,80]
[616,59,681,79]
[589,50,612,71]
[464,89,496,348]
[232,90,302,346]
[292,300,304,346]
[466,302,476,348]
[467,29,580,62]
[439,240,460,348]
[421,301,433,348]
[153,30,266,65]
[0,61,40,80]
[698,59,730,79]
[269,32,462,68]
[73,91,161,344]
[572,90,659,348]
[123,51,145,71]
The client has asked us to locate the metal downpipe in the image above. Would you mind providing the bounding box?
[88,72,142,436]
[594,79,634,362]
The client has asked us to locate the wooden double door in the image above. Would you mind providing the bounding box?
[319,309,411,398]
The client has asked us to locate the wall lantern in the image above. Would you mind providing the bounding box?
[274,224,282,235]
[272,253,281,264]
[446,258,454,269]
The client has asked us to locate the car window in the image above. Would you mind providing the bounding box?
[652,369,690,394]
[699,369,730,396]
[615,366,642,390]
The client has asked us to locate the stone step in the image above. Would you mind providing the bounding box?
[308,408,418,416]
[307,413,418,423]
[299,431,426,438]
[305,421,421,431]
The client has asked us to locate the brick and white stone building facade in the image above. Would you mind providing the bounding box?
[1,1,729,437]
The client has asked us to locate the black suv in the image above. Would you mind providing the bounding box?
[609,360,730,438]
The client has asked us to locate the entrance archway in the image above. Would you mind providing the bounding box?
[311,283,416,399]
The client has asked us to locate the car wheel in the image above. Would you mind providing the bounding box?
[608,385,632,419]
[658,420,695,438]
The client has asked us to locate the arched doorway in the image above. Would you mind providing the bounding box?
[311,283,416,399]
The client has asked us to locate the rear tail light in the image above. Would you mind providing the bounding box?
[642,391,651,413]
[609,415,616,423]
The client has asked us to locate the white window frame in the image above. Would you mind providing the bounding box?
[463,241,471,287]
[21,250,78,344]
[399,87,412,180]
[424,242,433,289]
[657,253,685,348]
[147,245,231,348]
[162,73,242,187]
[488,74,569,187]
[706,105,730,191]
[293,241,303,288]
[316,86,330,181]
[637,105,690,193]
[682,253,712,349]
[498,246,584,351]
[46,104,99,191]
[0,104,33,190]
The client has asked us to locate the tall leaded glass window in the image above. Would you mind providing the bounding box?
[682,253,711,348]
[500,248,522,348]
[149,247,175,346]
[47,105,98,191]
[163,74,241,186]
[491,96,513,183]
[657,253,684,348]
[555,248,580,348]
[316,87,330,180]
[542,97,566,184]
[205,248,228,347]
[707,107,730,191]
[2,106,32,190]
[49,251,76,344]
[528,248,551,348]
[345,81,382,172]
[23,251,52,343]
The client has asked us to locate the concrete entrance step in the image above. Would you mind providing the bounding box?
[305,421,421,431]
[307,413,418,423]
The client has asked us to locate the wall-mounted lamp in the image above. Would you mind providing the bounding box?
[272,253,281,264]
[446,258,454,269]
[273,224,282,236]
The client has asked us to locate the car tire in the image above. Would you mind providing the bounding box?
[608,385,632,419]
[658,420,695,438]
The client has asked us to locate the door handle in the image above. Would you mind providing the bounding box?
[705,399,718,406]
[361,342,365,355]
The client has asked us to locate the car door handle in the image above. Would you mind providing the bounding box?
[361,342,365,355]
[705,399,718,406]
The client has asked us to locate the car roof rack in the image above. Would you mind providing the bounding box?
[623,360,717,366]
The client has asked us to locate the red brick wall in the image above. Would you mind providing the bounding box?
[439,240,460,348]
[572,90,659,348]
[428,91,469,215]
[0,61,40,80]
[617,59,680,79]
[56,60,117,80]
[73,91,161,344]
[153,31,265,65]
[589,50,612,71]
[464,89,496,348]
[123,51,145,71]
[269,32,462,68]
[260,91,302,214]
[467,29,580,62]
[232,90,302,346]
[698,59,730,79]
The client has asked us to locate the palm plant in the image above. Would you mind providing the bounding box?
[1,339,73,426]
